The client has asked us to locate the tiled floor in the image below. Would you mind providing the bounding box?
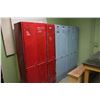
[59,73,100,83]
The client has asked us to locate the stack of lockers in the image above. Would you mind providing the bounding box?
[14,22,78,83]
[14,22,56,83]
[68,26,79,70]
[55,25,78,81]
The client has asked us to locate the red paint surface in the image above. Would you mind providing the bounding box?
[14,22,56,83]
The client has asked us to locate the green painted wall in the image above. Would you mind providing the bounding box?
[1,33,20,82]
[66,18,94,64]
[93,19,100,53]
[47,18,69,25]
[47,18,100,64]
[67,18,100,64]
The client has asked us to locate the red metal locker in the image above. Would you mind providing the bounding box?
[47,24,56,82]
[34,23,47,64]
[33,23,48,82]
[26,65,39,83]
[38,63,48,82]
[14,22,56,83]
[21,22,37,68]
[47,60,56,82]
[14,22,39,82]
[47,24,55,60]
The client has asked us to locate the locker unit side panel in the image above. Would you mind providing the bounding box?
[14,22,26,82]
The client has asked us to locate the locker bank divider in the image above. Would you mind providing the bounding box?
[14,22,26,82]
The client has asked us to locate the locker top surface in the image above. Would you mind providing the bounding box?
[14,22,47,27]
[55,24,79,28]
[14,22,47,24]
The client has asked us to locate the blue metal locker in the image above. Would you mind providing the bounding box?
[56,57,66,81]
[72,27,78,67]
[56,56,69,81]
[55,24,79,82]
[63,55,70,72]
[72,27,76,53]
[68,26,71,54]
[71,27,74,52]
[73,52,78,67]
[65,26,69,55]
[55,25,66,59]
[66,26,70,70]
[55,25,70,81]
[71,27,76,68]
[68,26,78,70]
[61,25,68,57]
[68,26,73,68]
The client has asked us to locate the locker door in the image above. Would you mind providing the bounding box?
[55,25,62,59]
[61,25,67,56]
[63,56,69,73]
[21,22,39,82]
[74,27,76,52]
[65,26,69,55]
[68,26,72,54]
[55,25,66,59]
[56,57,66,81]
[38,63,48,82]
[34,23,48,82]
[68,26,72,68]
[26,65,39,83]
[48,61,56,82]
[71,27,75,67]
[34,23,47,64]
[21,22,37,68]
[71,27,75,53]
[73,52,78,67]
[72,27,79,68]
[47,24,55,60]
[47,24,56,82]
[65,26,70,72]
[66,55,70,71]
[70,26,74,54]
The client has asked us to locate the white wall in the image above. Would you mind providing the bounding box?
[1,17,47,56]
[11,17,47,29]
[1,18,15,56]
